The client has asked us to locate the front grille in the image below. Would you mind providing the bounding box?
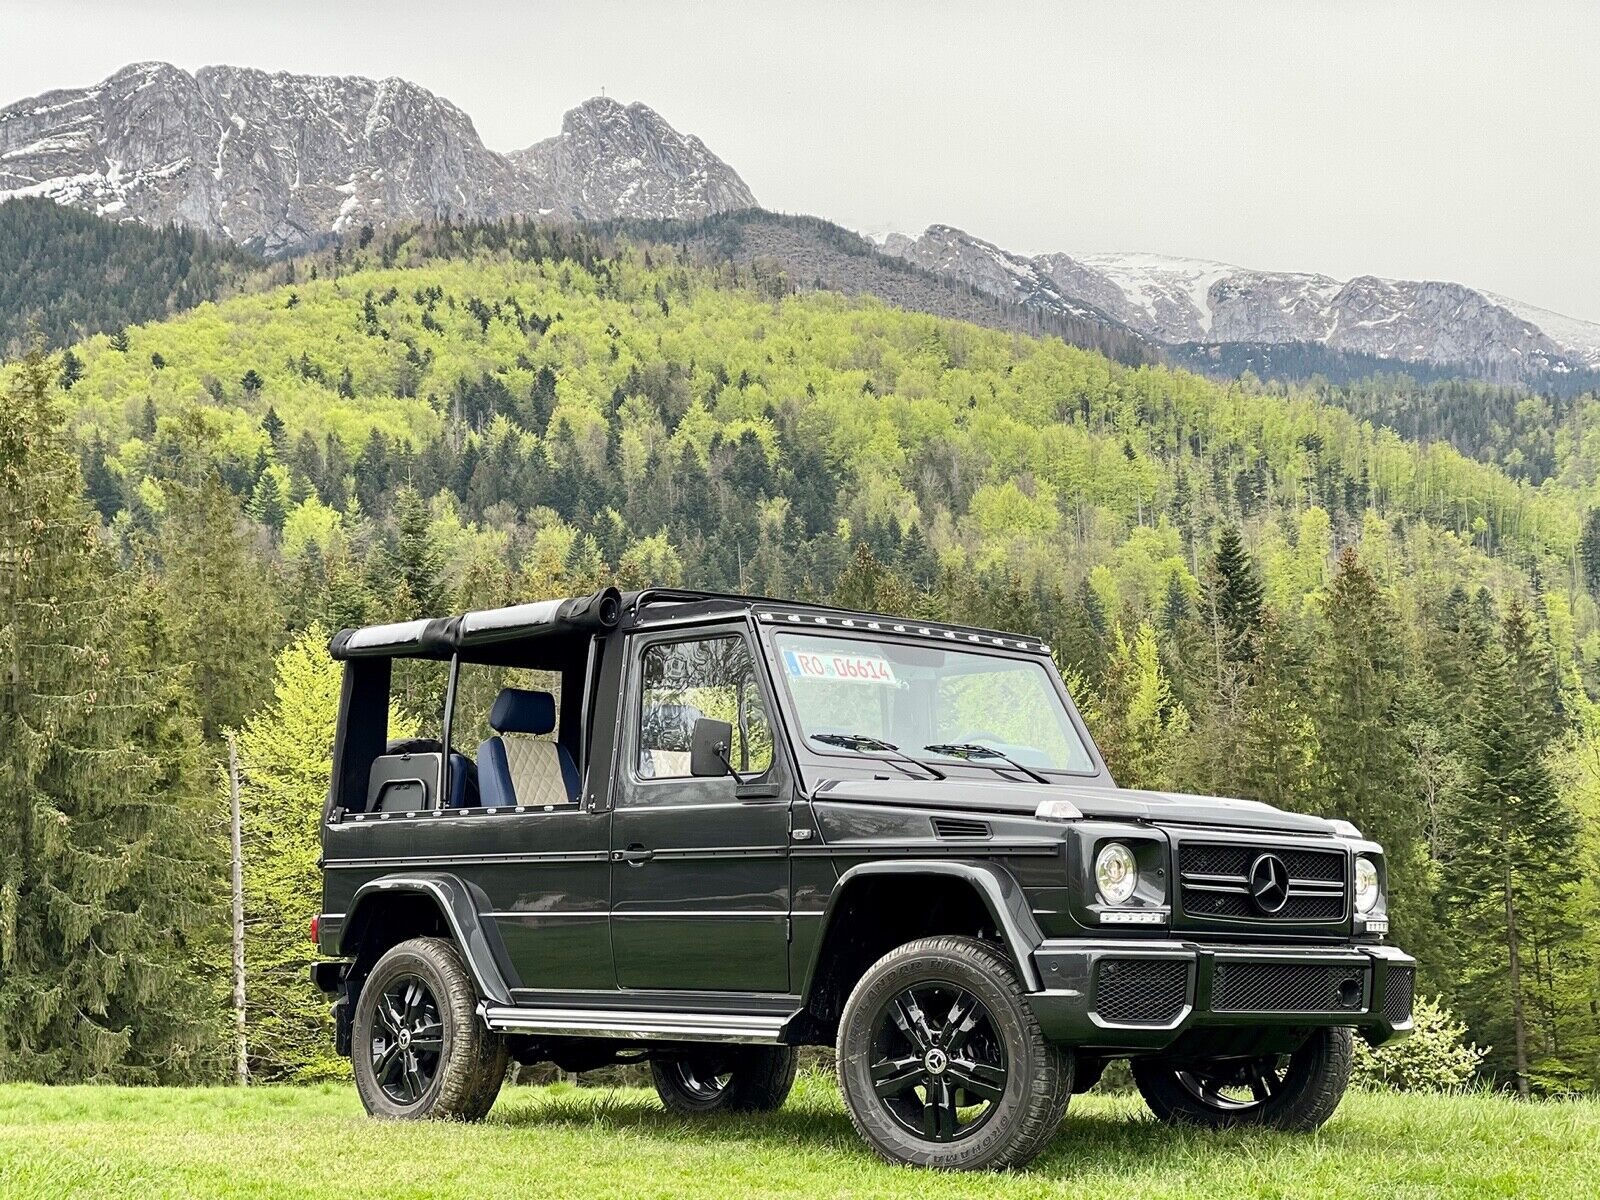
[1178,841,1348,924]
[1382,967,1416,1024]
[1095,958,1189,1025]
[1212,961,1367,1013]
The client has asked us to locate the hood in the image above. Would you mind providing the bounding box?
[812,777,1337,837]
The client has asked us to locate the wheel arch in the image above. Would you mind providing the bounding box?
[339,873,513,1006]
[794,860,1044,1040]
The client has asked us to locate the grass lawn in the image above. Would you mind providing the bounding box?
[2,1072,1598,1199]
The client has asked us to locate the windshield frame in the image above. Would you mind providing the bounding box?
[754,621,1109,786]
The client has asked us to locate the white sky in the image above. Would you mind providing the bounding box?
[7,0,1599,321]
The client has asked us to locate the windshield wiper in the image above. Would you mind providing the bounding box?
[812,733,946,781]
[924,742,1052,786]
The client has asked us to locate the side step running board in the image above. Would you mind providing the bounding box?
[479,1004,790,1044]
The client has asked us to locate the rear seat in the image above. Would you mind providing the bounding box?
[476,688,579,808]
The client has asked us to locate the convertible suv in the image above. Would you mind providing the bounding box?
[312,587,1413,1170]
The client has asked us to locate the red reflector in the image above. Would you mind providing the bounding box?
[310,914,320,945]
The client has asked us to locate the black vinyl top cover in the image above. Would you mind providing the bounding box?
[328,587,622,661]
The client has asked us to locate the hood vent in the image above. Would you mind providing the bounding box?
[931,815,991,840]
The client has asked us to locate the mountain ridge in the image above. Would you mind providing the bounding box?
[3,60,1596,389]
[881,225,1600,384]
[0,62,755,255]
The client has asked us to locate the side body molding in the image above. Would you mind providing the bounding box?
[339,872,513,1006]
[806,859,1047,995]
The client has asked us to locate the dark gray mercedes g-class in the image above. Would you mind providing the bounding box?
[312,587,1413,1170]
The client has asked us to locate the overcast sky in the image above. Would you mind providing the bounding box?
[8,0,1599,320]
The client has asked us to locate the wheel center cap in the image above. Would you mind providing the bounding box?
[397,1029,411,1049]
[924,1048,949,1076]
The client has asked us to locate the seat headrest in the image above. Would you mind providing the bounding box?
[490,688,556,736]
[641,703,704,752]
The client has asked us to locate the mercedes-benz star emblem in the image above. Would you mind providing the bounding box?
[923,1048,949,1076]
[1248,853,1290,914]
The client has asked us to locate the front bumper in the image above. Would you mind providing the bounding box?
[1026,939,1415,1051]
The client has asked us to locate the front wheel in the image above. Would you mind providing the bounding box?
[650,1046,798,1114]
[836,936,1072,1170]
[351,936,508,1121]
[1131,1026,1353,1131]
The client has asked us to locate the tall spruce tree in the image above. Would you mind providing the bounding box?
[0,348,221,1082]
[1446,617,1582,1096]
[152,412,284,740]
[1207,525,1264,666]
[235,627,416,1080]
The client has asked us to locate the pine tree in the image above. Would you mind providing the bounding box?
[1312,547,1424,934]
[1207,525,1264,665]
[1581,508,1600,600]
[81,430,122,520]
[235,627,414,1079]
[831,542,915,616]
[0,348,221,1082]
[57,348,83,390]
[1095,622,1190,789]
[1446,619,1582,1096]
[249,470,288,533]
[260,406,286,455]
[379,485,445,617]
[152,413,284,739]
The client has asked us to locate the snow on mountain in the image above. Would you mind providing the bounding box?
[883,226,1600,378]
[509,96,755,221]
[1486,292,1600,369]
[879,224,1123,328]
[0,64,755,253]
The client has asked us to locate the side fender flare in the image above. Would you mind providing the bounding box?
[339,872,513,1005]
[808,859,1046,994]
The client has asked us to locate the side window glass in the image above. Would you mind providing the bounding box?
[638,636,773,781]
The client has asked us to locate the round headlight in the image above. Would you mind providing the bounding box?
[1095,842,1139,906]
[1355,857,1380,913]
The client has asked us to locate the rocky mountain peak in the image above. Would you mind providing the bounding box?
[509,95,756,220]
[883,225,1600,380]
[0,64,754,253]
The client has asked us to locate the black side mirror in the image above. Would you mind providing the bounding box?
[690,717,734,778]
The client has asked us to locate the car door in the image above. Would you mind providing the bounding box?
[609,623,794,993]
[447,644,617,996]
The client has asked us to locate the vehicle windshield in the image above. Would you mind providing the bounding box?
[768,632,1095,774]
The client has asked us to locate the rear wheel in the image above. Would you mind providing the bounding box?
[1131,1026,1353,1131]
[651,1046,798,1114]
[836,936,1071,1170]
[352,937,507,1121]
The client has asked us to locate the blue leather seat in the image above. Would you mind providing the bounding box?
[477,688,579,808]
[446,752,479,809]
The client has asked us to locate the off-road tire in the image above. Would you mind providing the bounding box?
[1132,1026,1354,1132]
[352,936,508,1121]
[651,1046,799,1114]
[836,936,1072,1170]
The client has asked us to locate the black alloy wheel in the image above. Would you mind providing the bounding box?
[868,982,1009,1143]
[369,974,445,1105]
[1175,1055,1286,1112]
[836,936,1071,1170]
[1131,1026,1354,1132]
[351,936,507,1121]
[663,1059,732,1103]
[651,1046,799,1114]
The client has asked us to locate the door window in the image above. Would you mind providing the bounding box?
[637,635,773,781]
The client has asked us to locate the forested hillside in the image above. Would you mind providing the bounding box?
[0,198,257,355]
[5,218,1600,1093]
